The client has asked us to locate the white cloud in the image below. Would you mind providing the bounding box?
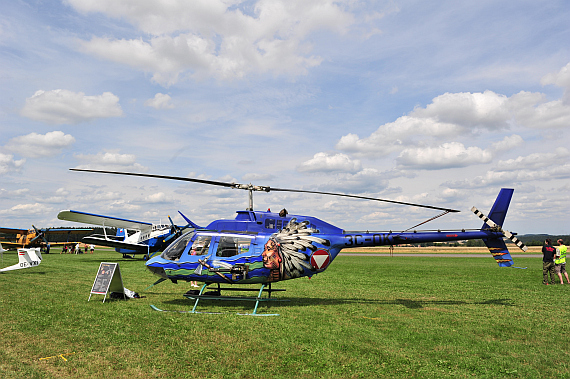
[395,135,524,170]
[144,93,174,110]
[69,0,355,84]
[336,116,462,157]
[0,188,30,198]
[20,89,123,124]
[446,149,570,189]
[316,168,388,194]
[0,153,26,174]
[541,62,570,91]
[337,89,570,158]
[0,203,53,216]
[241,173,276,182]
[74,151,148,172]
[412,91,511,129]
[495,147,570,171]
[488,134,524,153]
[507,91,570,129]
[5,131,75,158]
[397,142,493,169]
[297,152,362,173]
[144,192,170,203]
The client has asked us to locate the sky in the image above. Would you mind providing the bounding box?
[1,0,569,236]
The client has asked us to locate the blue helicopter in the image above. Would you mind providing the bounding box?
[71,169,527,315]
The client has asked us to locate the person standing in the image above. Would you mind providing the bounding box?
[555,239,570,284]
[542,239,556,285]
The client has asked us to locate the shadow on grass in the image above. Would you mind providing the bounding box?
[158,295,515,311]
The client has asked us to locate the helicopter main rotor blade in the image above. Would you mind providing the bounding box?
[70,168,238,188]
[70,168,459,213]
[268,187,460,213]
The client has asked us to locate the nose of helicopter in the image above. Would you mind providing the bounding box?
[146,262,168,279]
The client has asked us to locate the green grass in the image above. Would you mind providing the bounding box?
[0,249,567,378]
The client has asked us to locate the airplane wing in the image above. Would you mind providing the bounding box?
[81,235,150,253]
[0,227,28,234]
[0,241,22,249]
[45,228,93,234]
[58,210,152,230]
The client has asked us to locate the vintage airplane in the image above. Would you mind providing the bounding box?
[57,210,198,259]
[70,169,527,315]
[0,243,42,273]
[0,226,92,251]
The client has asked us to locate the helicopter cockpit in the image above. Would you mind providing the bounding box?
[160,230,195,261]
[160,231,214,261]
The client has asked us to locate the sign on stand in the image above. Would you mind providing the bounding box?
[89,262,125,302]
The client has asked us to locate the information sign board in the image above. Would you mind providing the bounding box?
[89,262,125,302]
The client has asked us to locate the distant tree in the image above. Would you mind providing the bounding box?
[466,239,485,247]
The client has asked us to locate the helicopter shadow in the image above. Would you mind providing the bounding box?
[159,295,515,310]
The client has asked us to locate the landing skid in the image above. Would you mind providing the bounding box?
[151,283,288,316]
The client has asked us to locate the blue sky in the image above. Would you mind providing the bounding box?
[1,0,569,235]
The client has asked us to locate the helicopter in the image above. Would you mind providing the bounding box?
[70,169,527,315]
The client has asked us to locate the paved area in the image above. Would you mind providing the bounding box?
[339,253,541,258]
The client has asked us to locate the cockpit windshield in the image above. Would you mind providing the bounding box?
[160,230,195,261]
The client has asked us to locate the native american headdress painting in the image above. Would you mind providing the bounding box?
[262,218,330,281]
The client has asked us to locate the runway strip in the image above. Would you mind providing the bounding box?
[339,253,542,258]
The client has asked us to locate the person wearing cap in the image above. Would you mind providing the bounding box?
[555,239,569,284]
[542,238,557,285]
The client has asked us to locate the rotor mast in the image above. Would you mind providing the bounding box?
[232,183,270,211]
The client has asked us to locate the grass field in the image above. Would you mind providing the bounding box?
[0,248,567,378]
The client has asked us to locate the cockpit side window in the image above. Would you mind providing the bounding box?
[160,231,195,261]
[216,236,251,257]
[190,236,211,256]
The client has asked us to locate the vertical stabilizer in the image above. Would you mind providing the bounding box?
[473,188,516,267]
[483,188,514,228]
[0,247,42,272]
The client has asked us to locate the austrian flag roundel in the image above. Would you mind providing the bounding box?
[310,249,330,271]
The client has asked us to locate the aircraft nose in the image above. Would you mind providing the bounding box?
[146,264,168,279]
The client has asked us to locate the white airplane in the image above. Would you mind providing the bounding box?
[0,243,43,273]
[57,210,197,259]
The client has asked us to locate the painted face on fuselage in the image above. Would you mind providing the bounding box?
[262,239,280,269]
[262,239,281,281]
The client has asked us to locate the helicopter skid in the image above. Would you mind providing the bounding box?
[149,304,223,314]
[181,283,287,316]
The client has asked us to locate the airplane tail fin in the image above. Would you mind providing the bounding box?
[0,247,42,272]
[471,188,526,268]
[178,211,201,229]
[18,248,42,267]
[116,228,127,240]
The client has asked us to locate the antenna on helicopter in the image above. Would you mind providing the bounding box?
[69,168,460,213]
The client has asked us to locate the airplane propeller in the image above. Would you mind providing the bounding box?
[30,225,49,245]
[165,215,193,243]
[70,169,460,213]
